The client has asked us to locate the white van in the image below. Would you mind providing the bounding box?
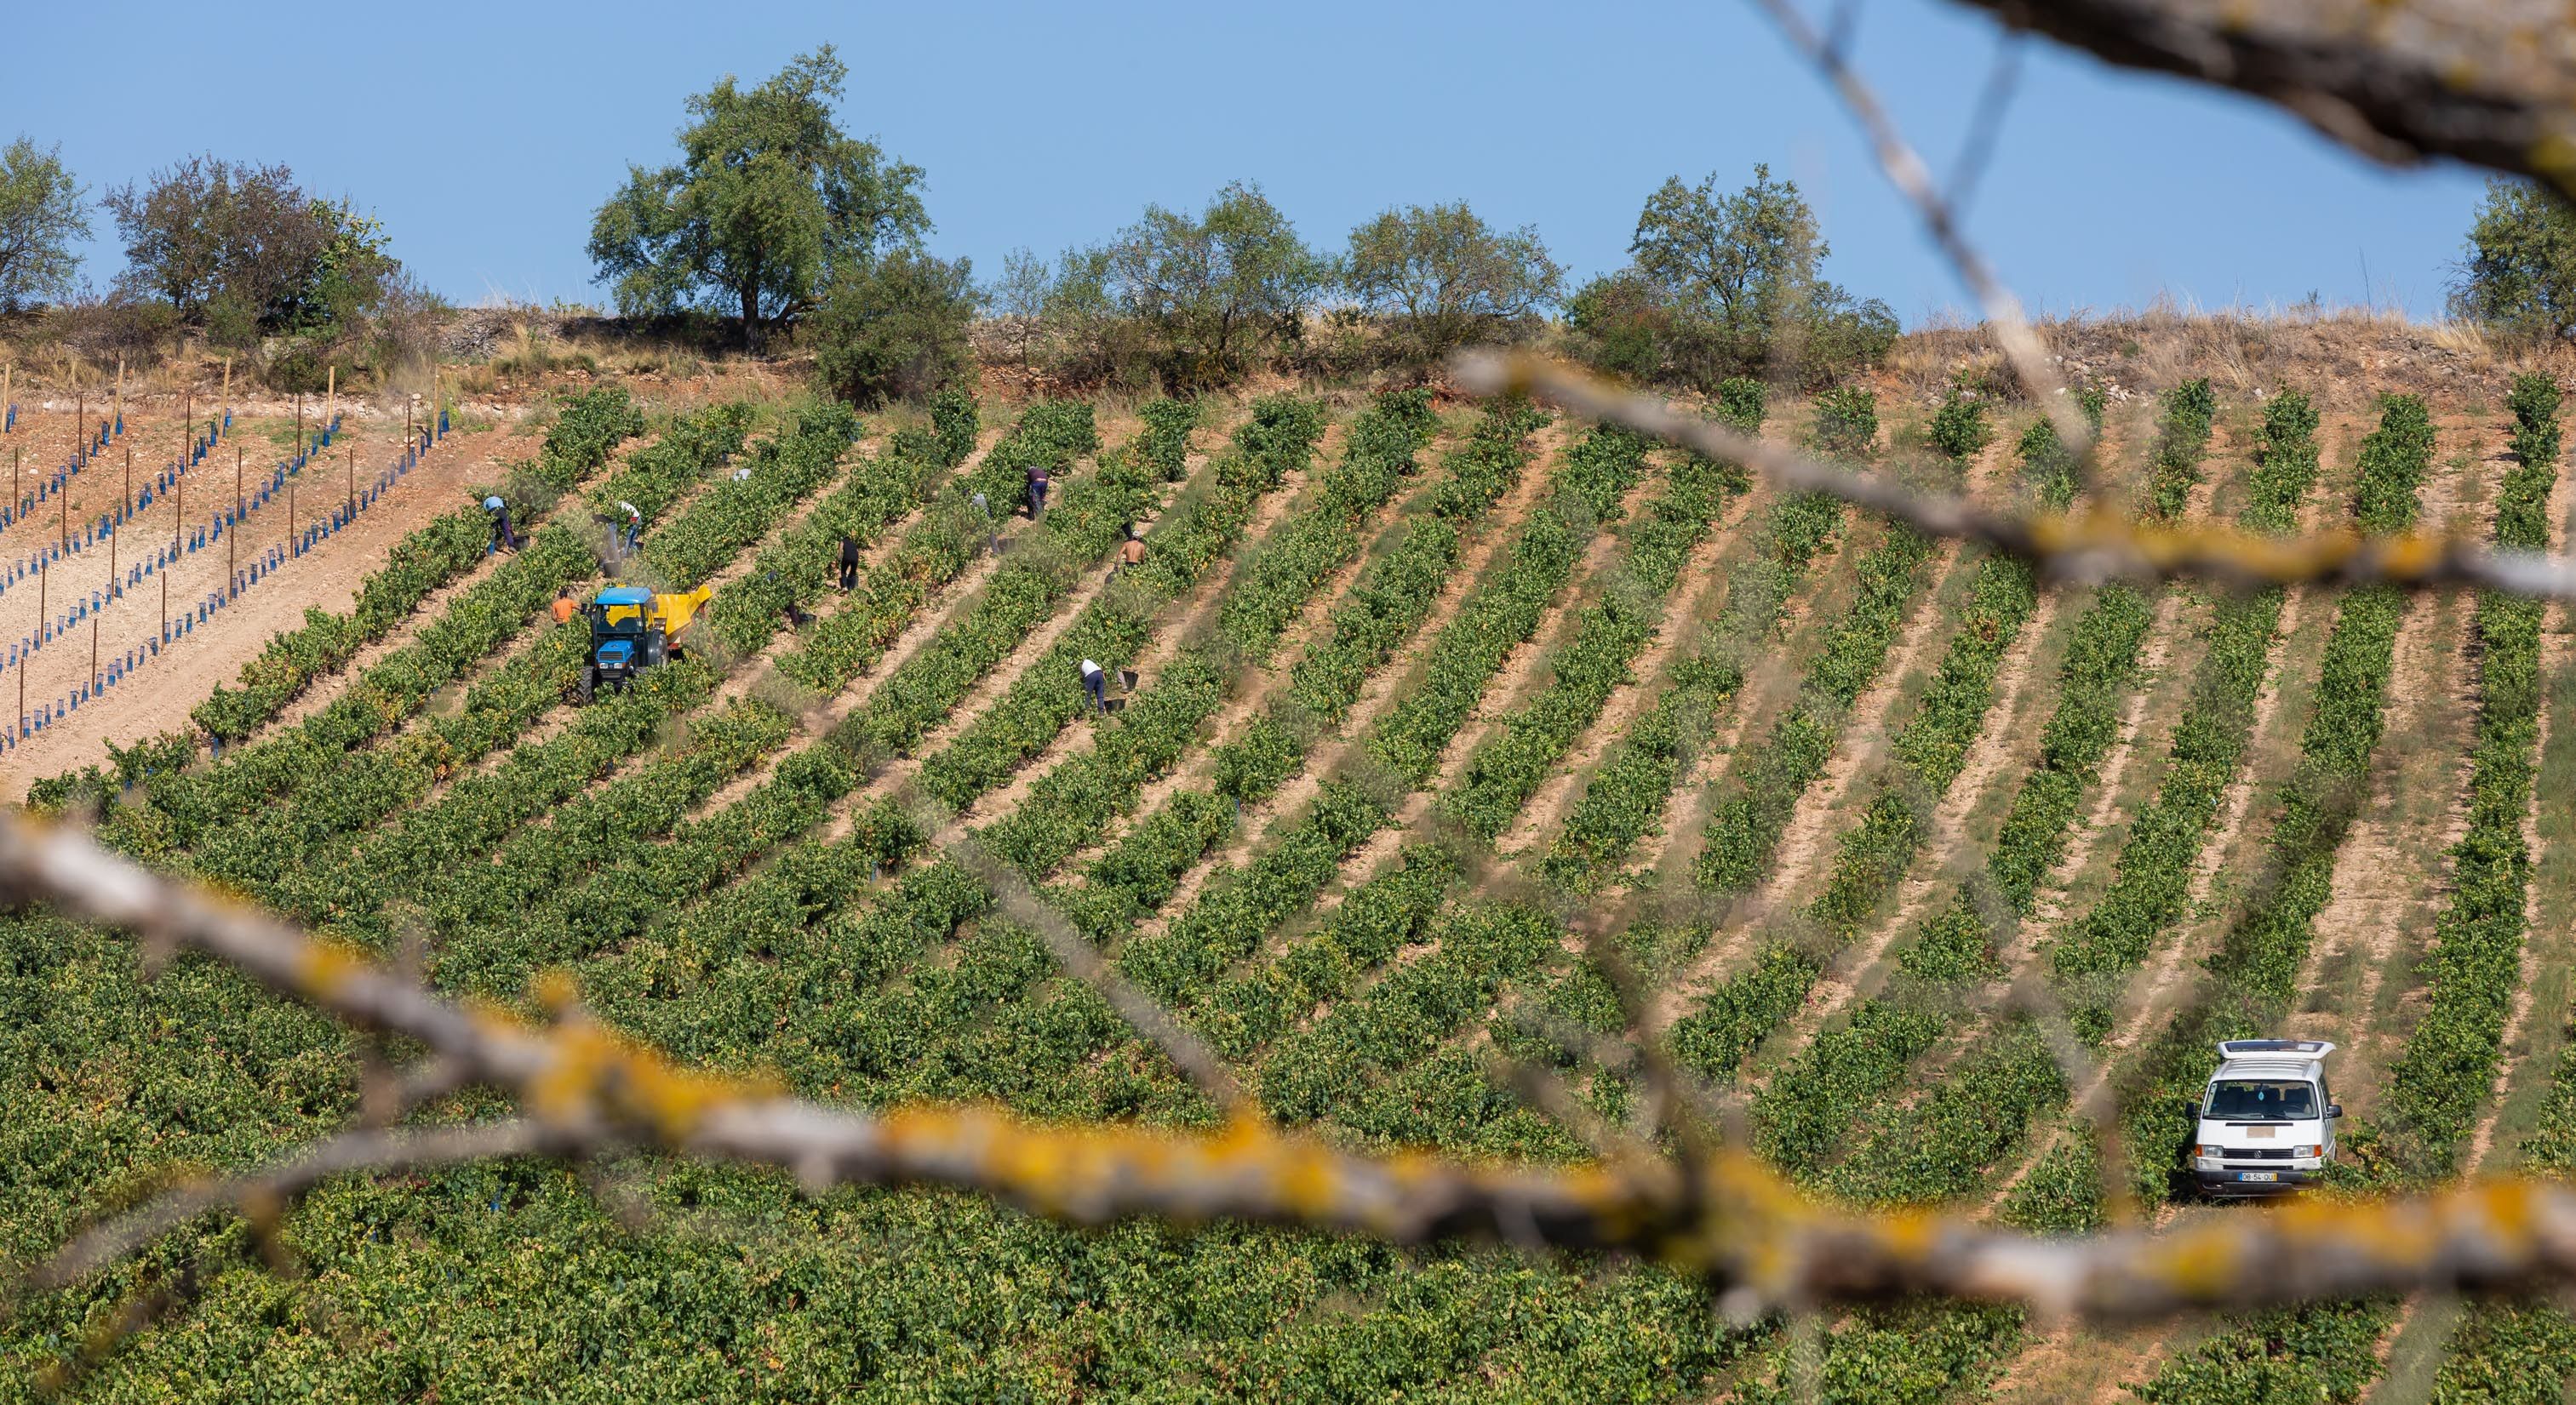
[2191,1039,2342,1195]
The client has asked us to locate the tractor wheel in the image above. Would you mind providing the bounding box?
[576,667,595,705]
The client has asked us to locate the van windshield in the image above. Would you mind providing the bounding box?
[2205,1079,2317,1121]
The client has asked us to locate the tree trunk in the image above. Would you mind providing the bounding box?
[740,284,762,353]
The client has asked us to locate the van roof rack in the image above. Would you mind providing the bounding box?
[2215,1038,2335,1059]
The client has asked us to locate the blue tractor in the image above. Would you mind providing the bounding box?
[575,584,709,702]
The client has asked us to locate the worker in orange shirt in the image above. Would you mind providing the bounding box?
[552,588,578,625]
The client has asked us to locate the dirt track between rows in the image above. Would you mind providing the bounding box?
[0,401,540,796]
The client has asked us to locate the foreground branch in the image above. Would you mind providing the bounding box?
[16,808,2576,1322]
[1451,350,2576,600]
[1949,0,2576,197]
[1749,0,2095,465]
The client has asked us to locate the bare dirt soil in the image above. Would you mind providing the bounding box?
[1,401,541,795]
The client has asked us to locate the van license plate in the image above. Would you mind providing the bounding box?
[2236,1172,2278,1183]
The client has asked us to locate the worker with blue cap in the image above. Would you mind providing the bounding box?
[484,494,518,555]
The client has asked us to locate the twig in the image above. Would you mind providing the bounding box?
[1948,33,2025,214]
[2008,972,2135,1225]
[32,1121,560,1289]
[912,801,1251,1118]
[1584,928,1733,1154]
[1449,351,2576,602]
[1745,0,2092,465]
[1476,1047,1665,1182]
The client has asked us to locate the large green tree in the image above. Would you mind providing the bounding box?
[1594,163,1895,387]
[589,47,929,350]
[2453,179,2576,343]
[1104,180,1322,388]
[1341,200,1561,363]
[0,137,88,312]
[1632,164,1823,360]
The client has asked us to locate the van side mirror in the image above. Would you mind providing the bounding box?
[2328,1104,2344,1119]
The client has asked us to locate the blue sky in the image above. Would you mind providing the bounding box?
[8,0,2494,324]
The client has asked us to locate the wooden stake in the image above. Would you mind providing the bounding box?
[165,466,179,646]
[3,362,11,432]
[89,616,97,692]
[75,391,83,469]
[346,442,354,519]
[325,365,335,425]
[115,445,126,584]
[113,355,124,436]
[220,356,232,430]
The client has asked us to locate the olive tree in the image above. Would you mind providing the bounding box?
[589,47,929,350]
[0,137,88,312]
[1341,201,1562,363]
[2453,179,2576,343]
[1606,163,1895,387]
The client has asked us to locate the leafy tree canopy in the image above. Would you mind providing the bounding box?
[810,248,979,406]
[2453,178,2576,343]
[1573,163,1896,389]
[103,156,399,344]
[1633,163,1825,351]
[1342,201,1562,361]
[590,47,929,349]
[0,136,88,312]
[1103,180,1322,389]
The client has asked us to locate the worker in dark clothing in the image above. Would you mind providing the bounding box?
[1080,657,1107,712]
[839,534,861,591]
[1026,463,1050,519]
[770,571,813,629]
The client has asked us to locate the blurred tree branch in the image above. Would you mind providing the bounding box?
[1951,0,2576,195]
